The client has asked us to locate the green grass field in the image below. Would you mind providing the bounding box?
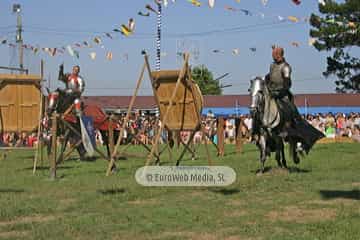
[0,143,359,240]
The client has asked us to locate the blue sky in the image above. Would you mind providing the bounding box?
[0,0,345,95]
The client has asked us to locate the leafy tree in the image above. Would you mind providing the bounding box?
[191,65,222,95]
[310,0,360,92]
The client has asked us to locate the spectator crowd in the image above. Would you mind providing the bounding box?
[1,112,360,148]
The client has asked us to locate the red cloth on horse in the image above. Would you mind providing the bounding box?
[63,104,118,131]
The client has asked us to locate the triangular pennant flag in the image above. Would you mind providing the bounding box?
[240,9,252,16]
[291,41,300,47]
[67,45,75,57]
[73,50,80,59]
[288,16,299,23]
[146,4,158,14]
[105,33,113,39]
[50,48,57,57]
[138,11,150,17]
[128,18,135,32]
[106,52,113,60]
[208,0,215,8]
[121,24,133,36]
[94,36,102,44]
[232,48,240,55]
[308,38,316,46]
[225,5,237,11]
[90,52,96,60]
[188,0,201,7]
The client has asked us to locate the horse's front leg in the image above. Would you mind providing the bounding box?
[275,139,282,168]
[279,138,287,168]
[258,135,267,174]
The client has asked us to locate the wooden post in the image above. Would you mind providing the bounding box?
[106,62,146,176]
[217,117,225,157]
[108,114,114,158]
[50,112,58,179]
[235,117,243,154]
[33,59,45,174]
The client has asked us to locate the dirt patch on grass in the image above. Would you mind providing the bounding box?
[0,231,29,238]
[227,199,244,207]
[307,199,358,206]
[352,182,360,187]
[224,236,262,240]
[228,210,248,217]
[268,168,290,175]
[159,231,216,240]
[127,198,157,205]
[266,206,336,223]
[159,231,260,240]
[0,215,57,227]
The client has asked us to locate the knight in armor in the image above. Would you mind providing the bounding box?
[265,46,300,123]
[58,64,85,116]
[265,46,324,152]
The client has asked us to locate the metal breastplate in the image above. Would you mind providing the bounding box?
[269,62,286,91]
[67,75,79,91]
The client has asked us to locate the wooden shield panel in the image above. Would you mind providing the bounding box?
[0,74,41,132]
[151,70,203,131]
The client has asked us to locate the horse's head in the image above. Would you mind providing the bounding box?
[47,88,74,116]
[47,90,60,116]
[248,77,265,112]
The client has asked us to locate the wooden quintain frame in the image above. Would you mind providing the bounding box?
[106,52,216,176]
[33,104,111,179]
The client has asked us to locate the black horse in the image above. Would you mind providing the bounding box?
[44,88,119,169]
[248,77,324,173]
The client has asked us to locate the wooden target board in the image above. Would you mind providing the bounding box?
[0,74,42,132]
[151,69,203,131]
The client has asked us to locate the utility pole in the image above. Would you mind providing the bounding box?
[13,4,24,70]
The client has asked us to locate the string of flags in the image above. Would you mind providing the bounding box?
[0,0,356,61]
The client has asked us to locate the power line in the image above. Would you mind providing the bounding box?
[20,21,304,40]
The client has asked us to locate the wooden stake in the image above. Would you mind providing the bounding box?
[33,59,45,174]
[217,117,225,157]
[106,63,146,176]
[108,114,114,158]
[50,112,58,179]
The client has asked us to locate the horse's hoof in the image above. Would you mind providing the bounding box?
[256,171,264,176]
[111,165,118,173]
